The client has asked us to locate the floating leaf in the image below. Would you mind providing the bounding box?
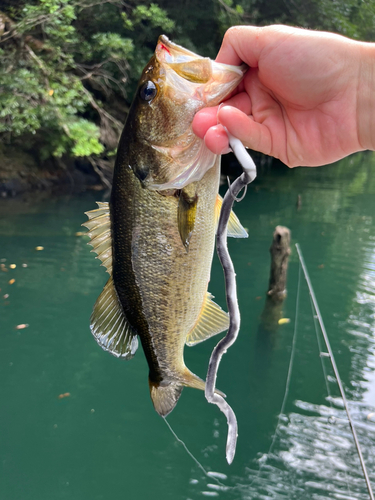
[15,324,29,330]
[58,393,71,399]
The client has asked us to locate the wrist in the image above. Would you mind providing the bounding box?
[357,41,375,151]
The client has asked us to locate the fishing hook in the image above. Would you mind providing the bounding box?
[227,176,248,202]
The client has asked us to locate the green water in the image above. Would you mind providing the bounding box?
[1,154,375,499]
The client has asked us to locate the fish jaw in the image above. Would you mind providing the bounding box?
[155,35,247,106]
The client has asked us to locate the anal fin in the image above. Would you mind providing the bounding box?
[90,277,138,359]
[215,194,248,238]
[186,293,229,346]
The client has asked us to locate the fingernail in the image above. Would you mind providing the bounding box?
[220,146,232,155]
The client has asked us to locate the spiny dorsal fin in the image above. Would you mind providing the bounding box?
[215,194,248,238]
[186,293,229,346]
[82,202,112,274]
[90,277,138,359]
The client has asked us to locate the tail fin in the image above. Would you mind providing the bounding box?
[149,369,225,417]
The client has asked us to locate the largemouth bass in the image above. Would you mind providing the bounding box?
[84,36,247,417]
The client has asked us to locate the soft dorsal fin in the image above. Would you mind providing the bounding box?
[90,277,138,359]
[186,293,229,346]
[82,202,112,274]
[215,194,248,238]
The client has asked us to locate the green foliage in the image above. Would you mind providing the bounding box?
[0,0,174,163]
[92,33,133,59]
[51,118,104,157]
[214,0,257,37]
[131,3,175,31]
[251,0,375,40]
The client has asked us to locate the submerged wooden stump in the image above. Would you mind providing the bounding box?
[260,226,291,333]
[267,225,291,300]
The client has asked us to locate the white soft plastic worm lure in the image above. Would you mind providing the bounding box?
[205,130,257,464]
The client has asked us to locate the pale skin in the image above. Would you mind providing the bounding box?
[192,25,375,168]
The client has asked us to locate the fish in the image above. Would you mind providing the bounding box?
[83,35,247,417]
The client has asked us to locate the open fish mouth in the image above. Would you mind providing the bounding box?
[144,35,247,191]
[155,35,246,106]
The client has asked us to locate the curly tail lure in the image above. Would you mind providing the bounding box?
[205,130,257,464]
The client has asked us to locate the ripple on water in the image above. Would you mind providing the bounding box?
[229,400,375,500]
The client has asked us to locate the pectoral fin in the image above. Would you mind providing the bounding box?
[215,194,248,238]
[186,293,229,346]
[90,277,138,359]
[177,188,198,251]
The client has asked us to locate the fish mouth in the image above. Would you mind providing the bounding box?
[144,35,247,191]
[156,35,204,67]
[155,35,247,106]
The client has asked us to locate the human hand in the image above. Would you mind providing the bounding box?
[193,25,375,167]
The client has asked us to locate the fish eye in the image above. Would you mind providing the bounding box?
[139,81,157,102]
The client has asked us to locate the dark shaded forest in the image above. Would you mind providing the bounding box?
[1,0,375,194]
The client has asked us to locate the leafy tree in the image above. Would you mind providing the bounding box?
[0,0,174,177]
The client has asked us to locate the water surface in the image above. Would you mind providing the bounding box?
[1,153,375,499]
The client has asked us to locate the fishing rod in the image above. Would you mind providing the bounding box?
[295,243,375,500]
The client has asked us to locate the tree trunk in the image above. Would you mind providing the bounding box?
[267,225,291,300]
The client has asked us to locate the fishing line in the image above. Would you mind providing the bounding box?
[162,417,227,489]
[295,243,375,500]
[248,260,302,488]
[268,260,301,457]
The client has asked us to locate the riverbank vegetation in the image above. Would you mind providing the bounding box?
[1,0,375,193]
